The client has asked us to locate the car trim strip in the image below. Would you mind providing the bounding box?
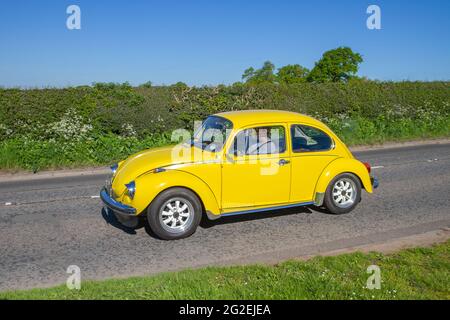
[221,201,315,217]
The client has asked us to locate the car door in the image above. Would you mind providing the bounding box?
[289,123,339,202]
[221,124,291,210]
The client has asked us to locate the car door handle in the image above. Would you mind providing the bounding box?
[278,159,290,166]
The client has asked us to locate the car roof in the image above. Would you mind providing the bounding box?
[215,110,325,128]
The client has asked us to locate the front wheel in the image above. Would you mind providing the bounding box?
[324,173,361,214]
[147,188,202,240]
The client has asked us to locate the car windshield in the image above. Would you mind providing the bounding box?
[190,116,233,152]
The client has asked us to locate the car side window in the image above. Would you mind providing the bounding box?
[291,124,333,152]
[232,126,286,156]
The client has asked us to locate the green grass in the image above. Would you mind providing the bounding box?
[1,241,449,300]
[329,116,450,146]
[0,133,172,172]
[1,115,449,172]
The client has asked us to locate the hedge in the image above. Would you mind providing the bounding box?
[0,81,449,171]
[0,81,449,140]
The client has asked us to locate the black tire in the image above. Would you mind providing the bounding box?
[324,173,361,214]
[147,187,202,240]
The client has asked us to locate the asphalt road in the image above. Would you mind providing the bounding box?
[1,143,449,291]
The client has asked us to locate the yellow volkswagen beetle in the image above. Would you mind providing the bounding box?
[101,110,378,240]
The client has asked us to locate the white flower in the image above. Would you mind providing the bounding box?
[45,108,92,141]
[0,123,14,137]
[121,123,137,137]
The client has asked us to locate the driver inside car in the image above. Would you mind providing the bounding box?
[247,128,278,155]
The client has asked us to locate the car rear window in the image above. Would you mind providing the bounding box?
[291,124,333,152]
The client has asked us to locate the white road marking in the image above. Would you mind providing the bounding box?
[3,195,100,207]
[371,166,385,169]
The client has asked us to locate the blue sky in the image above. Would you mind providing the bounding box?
[0,0,449,87]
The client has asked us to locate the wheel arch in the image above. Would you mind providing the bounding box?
[132,169,221,216]
[149,185,207,215]
[314,157,373,198]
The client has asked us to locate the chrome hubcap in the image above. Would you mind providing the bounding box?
[159,198,194,234]
[332,178,357,208]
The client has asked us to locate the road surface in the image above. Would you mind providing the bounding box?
[0,143,449,291]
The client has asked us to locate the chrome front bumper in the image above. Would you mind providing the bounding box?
[100,187,140,228]
[100,187,136,215]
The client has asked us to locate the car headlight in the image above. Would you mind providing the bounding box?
[110,163,118,175]
[125,181,136,199]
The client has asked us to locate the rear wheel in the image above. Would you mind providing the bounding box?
[147,188,202,240]
[324,173,361,214]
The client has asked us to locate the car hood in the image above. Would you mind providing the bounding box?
[111,144,214,195]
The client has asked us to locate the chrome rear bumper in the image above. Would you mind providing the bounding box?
[371,176,379,189]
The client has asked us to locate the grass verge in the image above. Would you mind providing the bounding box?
[1,240,449,300]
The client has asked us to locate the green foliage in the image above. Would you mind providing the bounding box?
[2,241,449,299]
[241,47,362,84]
[307,47,363,83]
[0,134,171,172]
[171,81,189,88]
[1,110,448,171]
[2,81,448,141]
[0,81,449,170]
[276,64,309,84]
[139,81,153,88]
[242,61,277,84]
[0,82,147,139]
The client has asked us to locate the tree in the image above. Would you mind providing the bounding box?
[171,81,189,88]
[276,64,309,84]
[242,61,276,84]
[242,67,255,82]
[140,81,152,88]
[307,47,363,83]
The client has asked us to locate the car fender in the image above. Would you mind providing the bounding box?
[131,169,221,216]
[314,157,373,200]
